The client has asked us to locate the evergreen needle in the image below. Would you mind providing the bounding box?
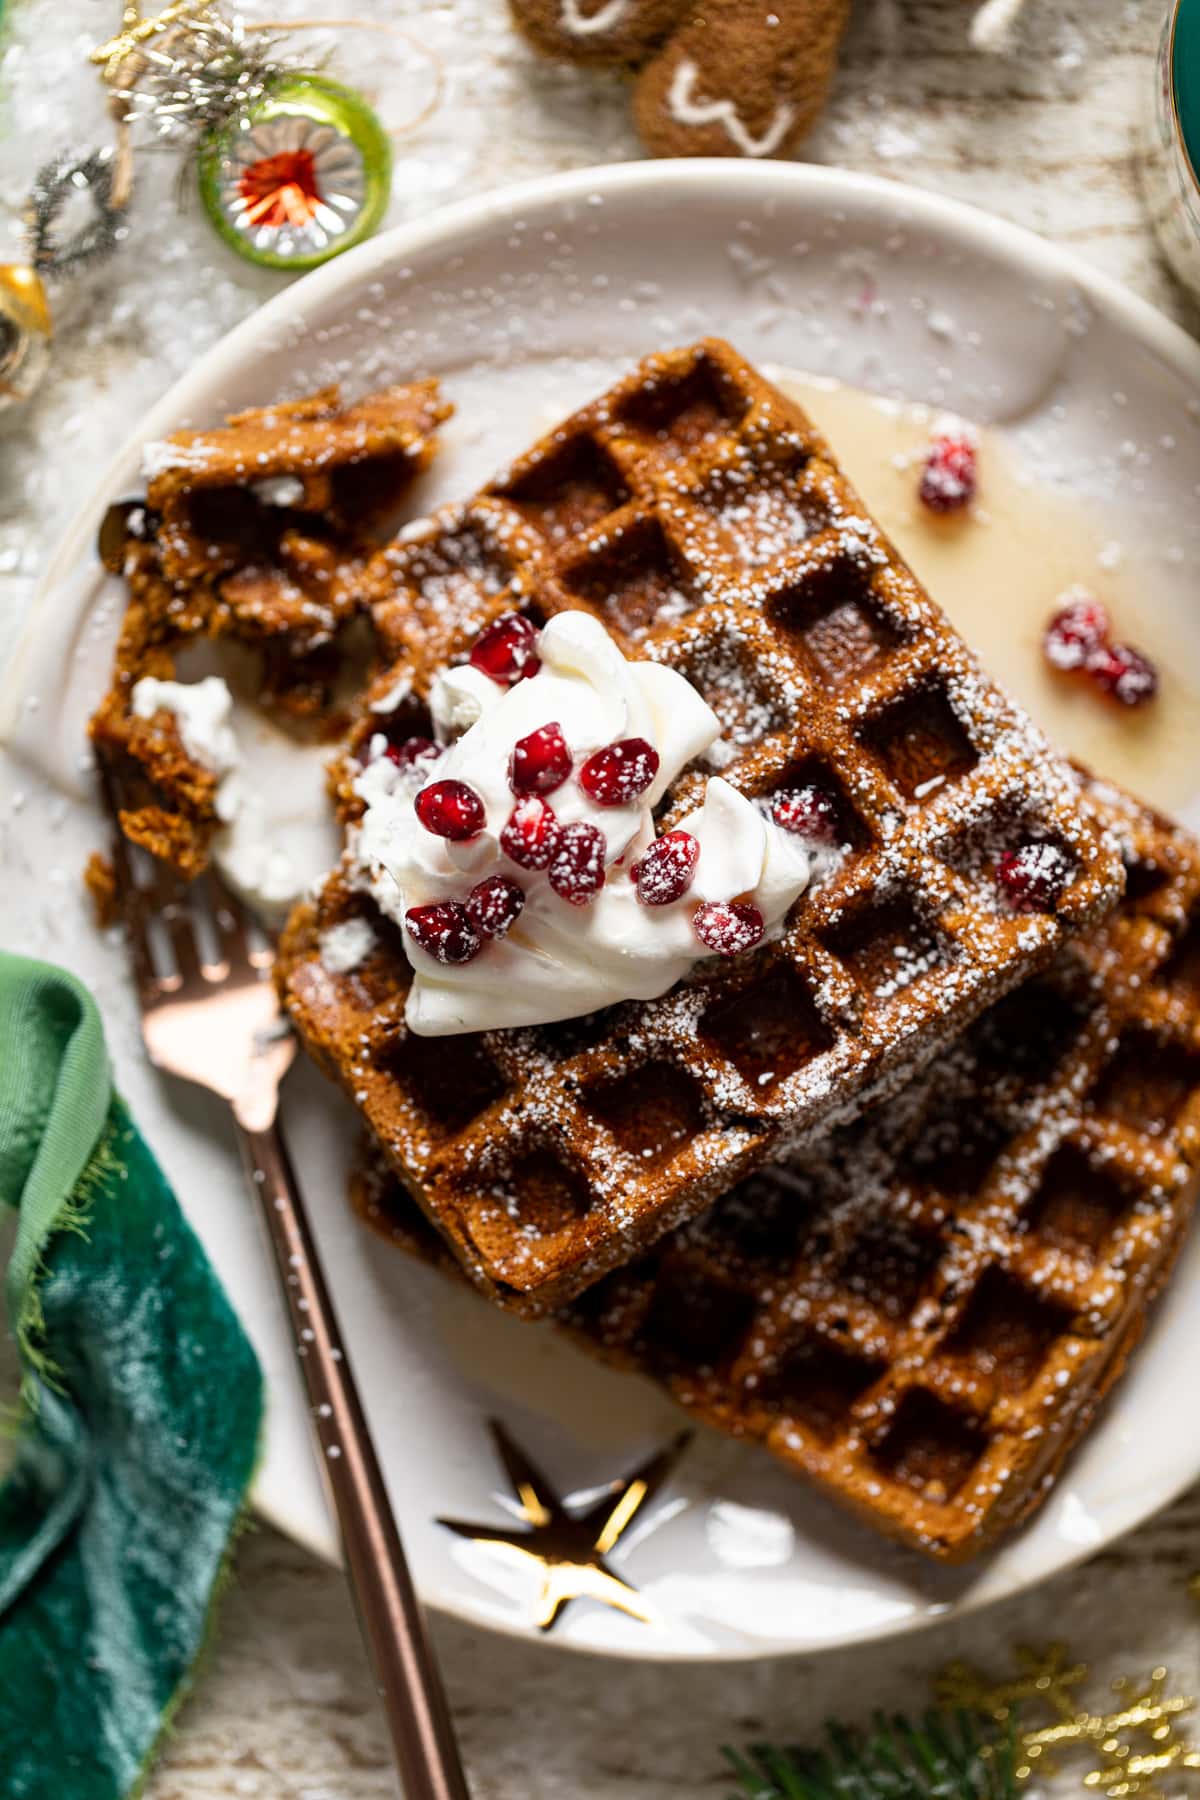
[724,1710,1018,1800]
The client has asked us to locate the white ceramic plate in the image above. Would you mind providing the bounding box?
[4,161,1200,1662]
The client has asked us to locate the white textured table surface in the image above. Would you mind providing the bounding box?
[3,1,1200,1795]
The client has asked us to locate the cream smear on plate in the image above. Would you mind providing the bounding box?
[130,672,337,921]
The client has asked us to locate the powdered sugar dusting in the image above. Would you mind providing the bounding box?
[283,341,1126,1318]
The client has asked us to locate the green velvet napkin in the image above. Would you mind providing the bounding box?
[0,953,263,1800]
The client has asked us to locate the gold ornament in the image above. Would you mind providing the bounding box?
[0,266,53,414]
[438,1421,691,1632]
[939,1645,1200,1800]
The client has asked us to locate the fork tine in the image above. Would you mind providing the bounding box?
[98,752,281,1001]
[208,870,276,978]
[99,754,213,997]
[159,892,204,989]
[190,872,234,978]
[203,870,255,974]
[98,754,164,1004]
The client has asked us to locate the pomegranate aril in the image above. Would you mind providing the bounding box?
[996,844,1071,912]
[548,822,607,905]
[383,734,441,772]
[693,899,765,957]
[772,784,840,843]
[633,830,700,906]
[414,778,486,841]
[469,611,540,685]
[500,795,561,869]
[919,435,977,514]
[578,736,660,806]
[509,720,572,795]
[1087,642,1159,707]
[465,874,525,939]
[1043,595,1111,671]
[404,901,482,965]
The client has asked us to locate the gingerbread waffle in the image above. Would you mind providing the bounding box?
[355,776,1200,1561]
[90,381,447,877]
[279,340,1124,1315]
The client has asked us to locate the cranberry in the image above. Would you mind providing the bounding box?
[1043,595,1111,671]
[1087,642,1159,707]
[1042,592,1159,708]
[404,901,482,965]
[578,737,660,806]
[500,795,561,869]
[469,612,540,685]
[548,821,607,905]
[996,843,1071,912]
[414,778,486,841]
[771,784,840,843]
[509,721,572,795]
[465,874,525,939]
[632,830,700,906]
[919,435,977,514]
[382,734,442,772]
[693,899,765,957]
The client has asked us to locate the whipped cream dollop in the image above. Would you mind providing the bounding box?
[429,663,497,741]
[351,612,820,1037]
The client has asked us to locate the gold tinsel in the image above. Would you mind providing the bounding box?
[938,1638,1200,1800]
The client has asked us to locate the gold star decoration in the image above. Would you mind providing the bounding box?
[438,1421,691,1632]
[938,1646,1200,1800]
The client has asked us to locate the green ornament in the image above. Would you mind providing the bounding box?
[197,73,391,272]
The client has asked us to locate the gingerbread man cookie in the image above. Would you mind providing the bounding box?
[510,0,853,159]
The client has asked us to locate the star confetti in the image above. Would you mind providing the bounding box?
[438,1421,691,1632]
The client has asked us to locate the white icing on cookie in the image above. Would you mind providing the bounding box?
[970,0,1029,51]
[560,0,632,35]
[666,58,796,158]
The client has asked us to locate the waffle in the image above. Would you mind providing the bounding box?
[89,381,448,877]
[279,339,1123,1315]
[355,776,1200,1561]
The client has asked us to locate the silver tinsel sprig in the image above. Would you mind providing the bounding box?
[121,9,309,158]
[28,147,128,277]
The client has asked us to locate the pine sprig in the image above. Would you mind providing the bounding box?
[724,1710,1018,1800]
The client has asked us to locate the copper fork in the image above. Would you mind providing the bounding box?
[100,761,470,1800]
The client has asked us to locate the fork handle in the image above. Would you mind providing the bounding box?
[236,1120,471,1800]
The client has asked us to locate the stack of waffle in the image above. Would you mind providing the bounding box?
[278,343,1200,1559]
[99,342,1200,1561]
[353,772,1200,1557]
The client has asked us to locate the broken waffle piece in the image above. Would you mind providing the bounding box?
[279,339,1124,1318]
[144,384,447,585]
[356,772,1200,1562]
[89,379,448,884]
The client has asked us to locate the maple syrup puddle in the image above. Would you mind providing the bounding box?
[775,371,1200,818]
